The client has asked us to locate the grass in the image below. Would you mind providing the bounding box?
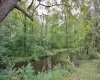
[65,60,100,80]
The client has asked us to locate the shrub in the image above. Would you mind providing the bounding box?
[0,63,73,80]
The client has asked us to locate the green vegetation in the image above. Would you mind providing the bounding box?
[66,60,100,80]
[0,0,100,80]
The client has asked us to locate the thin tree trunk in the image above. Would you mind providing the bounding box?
[65,16,68,48]
[23,16,27,56]
[47,56,52,69]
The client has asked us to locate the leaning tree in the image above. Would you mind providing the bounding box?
[0,0,64,22]
[0,0,34,22]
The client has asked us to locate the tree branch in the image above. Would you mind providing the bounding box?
[15,5,33,21]
[39,3,65,7]
[32,3,40,16]
[31,2,65,16]
[27,0,34,11]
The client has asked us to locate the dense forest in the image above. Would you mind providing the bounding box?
[0,0,100,80]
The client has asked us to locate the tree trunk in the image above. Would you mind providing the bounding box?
[0,0,33,22]
[23,16,27,56]
[0,0,19,22]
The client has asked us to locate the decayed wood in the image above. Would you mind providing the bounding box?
[0,0,33,22]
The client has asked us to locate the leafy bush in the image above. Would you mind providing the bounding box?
[0,62,73,80]
[35,65,69,80]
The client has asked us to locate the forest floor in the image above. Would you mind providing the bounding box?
[65,60,100,80]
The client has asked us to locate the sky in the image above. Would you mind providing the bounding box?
[27,0,62,15]
[26,0,81,24]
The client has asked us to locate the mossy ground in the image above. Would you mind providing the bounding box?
[65,60,100,80]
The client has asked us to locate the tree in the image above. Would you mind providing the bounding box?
[0,0,33,22]
[0,0,63,22]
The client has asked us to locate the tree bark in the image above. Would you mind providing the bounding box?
[0,0,18,22]
[0,0,33,22]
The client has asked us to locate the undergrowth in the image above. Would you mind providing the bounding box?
[0,63,74,80]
